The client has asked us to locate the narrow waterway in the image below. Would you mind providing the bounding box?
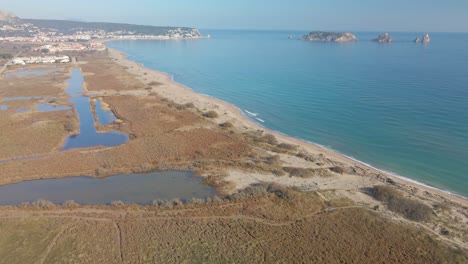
[62,68,129,150]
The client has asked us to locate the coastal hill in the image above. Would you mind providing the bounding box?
[0,9,200,39]
[0,10,18,23]
[301,31,358,42]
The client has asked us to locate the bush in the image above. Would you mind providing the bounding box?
[283,167,331,178]
[189,198,206,204]
[111,200,125,206]
[387,197,433,222]
[371,186,432,222]
[148,81,162,86]
[31,199,55,209]
[283,167,312,178]
[277,143,297,151]
[296,152,316,162]
[329,166,346,174]
[272,169,287,177]
[372,185,400,203]
[184,102,195,108]
[257,134,278,145]
[219,122,234,128]
[63,200,80,207]
[63,122,75,132]
[267,184,291,199]
[203,111,219,118]
[264,155,281,165]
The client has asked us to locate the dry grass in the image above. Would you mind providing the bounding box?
[0,190,465,263]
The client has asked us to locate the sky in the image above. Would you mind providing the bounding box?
[1,0,468,32]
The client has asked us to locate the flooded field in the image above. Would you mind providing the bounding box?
[0,171,215,205]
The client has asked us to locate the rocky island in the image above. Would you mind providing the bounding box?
[422,33,431,44]
[414,33,431,44]
[373,33,393,43]
[301,31,358,42]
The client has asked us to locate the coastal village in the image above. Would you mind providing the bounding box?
[0,10,202,67]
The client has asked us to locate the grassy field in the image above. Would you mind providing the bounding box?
[0,190,466,263]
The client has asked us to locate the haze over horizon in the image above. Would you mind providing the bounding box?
[1,0,468,33]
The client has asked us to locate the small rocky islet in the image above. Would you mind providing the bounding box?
[300,31,358,42]
[373,33,393,43]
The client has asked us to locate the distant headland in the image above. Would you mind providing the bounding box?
[0,9,202,41]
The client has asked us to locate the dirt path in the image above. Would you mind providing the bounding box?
[34,223,74,264]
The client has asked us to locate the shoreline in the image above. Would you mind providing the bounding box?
[102,40,467,206]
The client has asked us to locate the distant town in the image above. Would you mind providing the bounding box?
[0,9,203,67]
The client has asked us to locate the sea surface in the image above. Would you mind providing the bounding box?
[107,30,468,197]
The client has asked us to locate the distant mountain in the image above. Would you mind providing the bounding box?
[301,31,358,42]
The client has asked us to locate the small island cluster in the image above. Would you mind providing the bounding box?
[299,31,431,44]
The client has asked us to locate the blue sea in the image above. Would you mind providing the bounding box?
[107,30,468,197]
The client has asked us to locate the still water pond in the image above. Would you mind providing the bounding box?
[0,171,215,205]
[62,68,128,150]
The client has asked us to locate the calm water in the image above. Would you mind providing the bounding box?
[0,171,215,205]
[108,31,468,196]
[95,100,117,125]
[62,68,129,150]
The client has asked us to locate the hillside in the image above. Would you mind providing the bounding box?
[22,19,196,36]
[0,10,200,39]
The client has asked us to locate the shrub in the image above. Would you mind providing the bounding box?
[272,169,287,177]
[371,186,432,222]
[329,166,346,174]
[31,199,55,209]
[296,152,316,162]
[267,184,291,200]
[372,185,400,203]
[264,155,281,165]
[189,198,206,204]
[148,81,162,86]
[277,143,297,151]
[257,134,278,145]
[283,167,312,178]
[63,200,80,207]
[203,111,219,118]
[111,200,125,206]
[219,122,234,128]
[63,122,75,132]
[184,102,195,108]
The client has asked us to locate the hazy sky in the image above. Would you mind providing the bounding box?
[1,0,468,32]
